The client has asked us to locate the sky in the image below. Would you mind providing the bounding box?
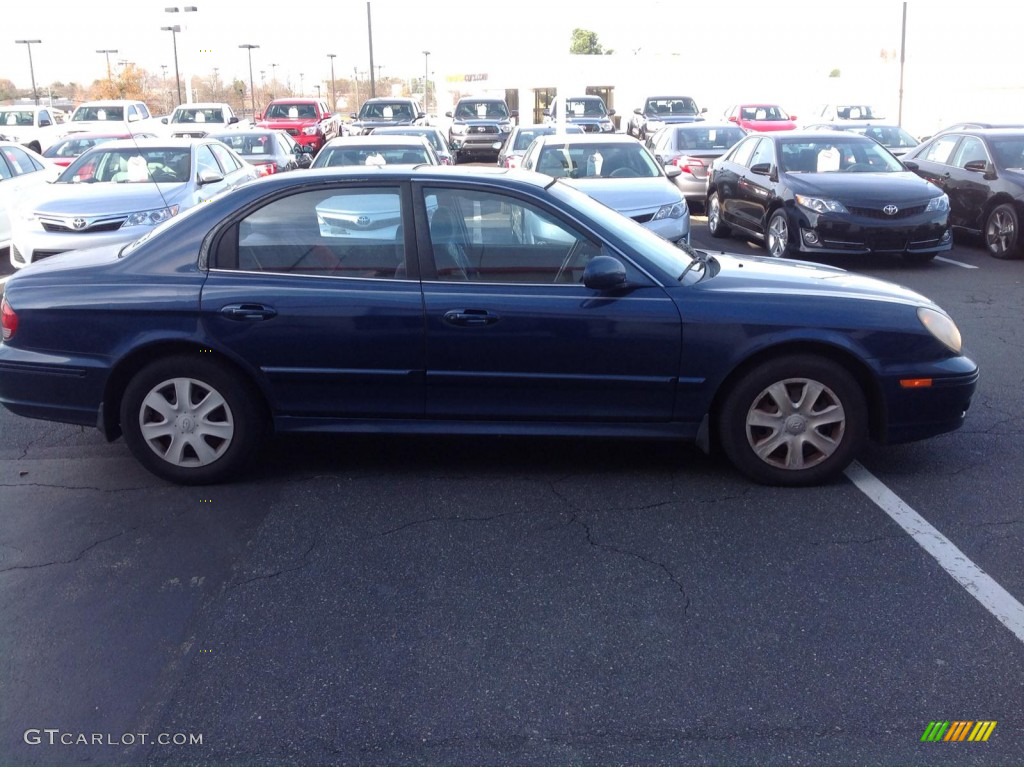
[4,0,1021,133]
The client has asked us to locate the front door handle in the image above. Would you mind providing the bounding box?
[220,303,278,321]
[443,309,500,327]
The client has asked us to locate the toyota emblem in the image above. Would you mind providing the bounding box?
[356,215,371,226]
[71,218,88,230]
[882,204,899,216]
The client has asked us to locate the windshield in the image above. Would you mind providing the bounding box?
[850,125,919,149]
[212,132,278,156]
[645,98,698,117]
[72,106,125,122]
[454,101,509,120]
[44,135,122,159]
[357,102,415,120]
[172,107,225,124]
[312,144,432,168]
[374,129,444,152]
[674,126,746,150]
[549,182,706,285]
[778,139,903,173]
[59,147,192,183]
[988,137,1024,170]
[836,105,876,119]
[0,110,36,127]
[264,103,317,119]
[536,143,661,179]
[564,99,607,118]
[740,105,789,121]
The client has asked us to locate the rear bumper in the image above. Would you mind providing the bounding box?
[0,347,109,429]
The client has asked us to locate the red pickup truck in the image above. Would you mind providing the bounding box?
[256,98,340,152]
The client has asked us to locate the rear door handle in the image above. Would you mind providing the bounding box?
[220,303,278,321]
[443,309,500,327]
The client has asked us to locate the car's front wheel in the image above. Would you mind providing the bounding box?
[707,192,731,238]
[984,203,1022,259]
[766,209,791,257]
[718,355,868,486]
[120,356,265,485]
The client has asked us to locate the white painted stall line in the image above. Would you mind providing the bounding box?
[935,256,979,269]
[845,460,1024,644]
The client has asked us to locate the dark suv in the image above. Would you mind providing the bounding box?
[348,98,426,136]
[543,96,616,134]
[445,98,516,163]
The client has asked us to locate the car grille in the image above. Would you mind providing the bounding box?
[470,125,498,134]
[847,204,927,220]
[41,218,126,233]
[579,124,601,133]
[632,213,655,224]
[173,131,207,138]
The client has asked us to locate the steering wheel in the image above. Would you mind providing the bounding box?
[609,167,633,178]
[845,163,874,173]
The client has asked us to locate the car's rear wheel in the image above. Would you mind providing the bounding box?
[707,192,731,238]
[984,203,1022,259]
[766,210,791,257]
[718,355,868,486]
[120,356,265,485]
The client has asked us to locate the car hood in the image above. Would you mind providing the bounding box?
[647,115,701,125]
[742,120,797,131]
[786,171,941,203]
[702,251,932,308]
[352,117,416,126]
[454,118,510,126]
[562,178,681,213]
[28,183,190,216]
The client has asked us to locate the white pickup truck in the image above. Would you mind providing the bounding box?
[63,99,164,138]
[0,105,65,154]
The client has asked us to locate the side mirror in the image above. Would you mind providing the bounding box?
[789,115,798,121]
[228,116,239,125]
[255,112,263,121]
[902,160,919,171]
[197,169,224,186]
[664,165,681,178]
[728,115,738,123]
[750,162,773,177]
[349,113,357,120]
[40,119,51,127]
[963,159,993,175]
[608,109,616,116]
[634,107,643,115]
[128,113,140,123]
[511,110,519,118]
[542,109,551,117]
[701,107,708,114]
[161,117,169,124]
[445,111,453,118]
[582,255,627,290]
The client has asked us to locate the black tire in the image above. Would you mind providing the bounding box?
[718,355,868,486]
[766,209,791,257]
[984,203,1022,259]
[707,192,731,238]
[120,355,266,485]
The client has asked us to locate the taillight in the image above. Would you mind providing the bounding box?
[673,155,707,175]
[1,297,17,341]
[254,162,278,177]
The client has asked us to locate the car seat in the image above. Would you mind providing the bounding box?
[429,207,472,280]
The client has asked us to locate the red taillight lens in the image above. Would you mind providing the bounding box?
[673,155,707,175]
[1,297,17,341]
[254,162,278,177]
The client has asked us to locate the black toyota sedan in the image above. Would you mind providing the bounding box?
[707,131,952,262]
[902,128,1024,259]
[0,167,977,487]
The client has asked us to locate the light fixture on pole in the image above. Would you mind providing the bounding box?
[96,48,117,86]
[158,28,181,105]
[15,40,42,105]
[422,50,430,115]
[327,53,337,111]
[165,6,197,104]
[239,43,260,118]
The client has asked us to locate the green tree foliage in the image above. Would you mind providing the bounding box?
[570,28,607,55]
[829,68,841,78]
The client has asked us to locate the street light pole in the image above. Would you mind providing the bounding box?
[165,6,197,104]
[96,48,118,87]
[159,28,181,105]
[366,1,376,98]
[239,43,260,119]
[422,50,430,115]
[327,53,337,111]
[15,40,42,105]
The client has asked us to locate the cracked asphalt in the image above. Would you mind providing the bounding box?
[1,234,1023,766]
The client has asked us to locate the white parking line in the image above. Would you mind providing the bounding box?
[845,461,1024,644]
[935,256,979,269]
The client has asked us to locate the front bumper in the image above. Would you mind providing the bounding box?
[789,205,953,256]
[879,356,979,443]
[11,227,142,269]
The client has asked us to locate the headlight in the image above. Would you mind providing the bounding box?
[795,194,849,214]
[601,120,614,131]
[122,205,179,228]
[653,201,687,220]
[450,124,468,136]
[918,307,962,353]
[646,120,663,131]
[925,194,950,212]
[499,122,512,133]
[302,125,322,136]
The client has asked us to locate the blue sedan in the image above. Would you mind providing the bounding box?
[0,167,978,486]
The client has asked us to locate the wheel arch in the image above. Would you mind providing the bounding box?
[101,340,270,441]
[706,340,886,451]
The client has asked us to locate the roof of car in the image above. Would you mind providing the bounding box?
[321,135,432,148]
[95,138,215,149]
[529,133,644,145]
